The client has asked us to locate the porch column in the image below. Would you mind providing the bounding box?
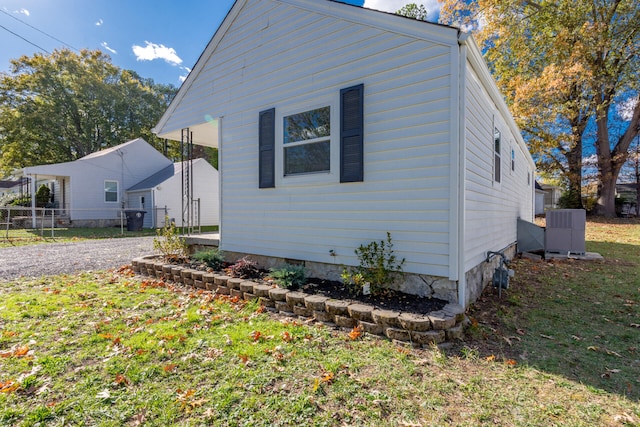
[30,174,37,228]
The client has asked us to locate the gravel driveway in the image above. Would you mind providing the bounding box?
[0,237,157,281]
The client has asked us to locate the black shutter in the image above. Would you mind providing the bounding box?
[340,84,364,183]
[259,108,275,188]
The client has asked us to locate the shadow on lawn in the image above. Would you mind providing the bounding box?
[450,240,640,401]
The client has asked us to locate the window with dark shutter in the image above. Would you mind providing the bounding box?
[259,108,275,188]
[340,84,364,183]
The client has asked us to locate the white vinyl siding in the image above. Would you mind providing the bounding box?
[172,0,458,277]
[463,64,534,272]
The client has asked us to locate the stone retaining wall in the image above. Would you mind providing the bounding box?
[131,256,469,347]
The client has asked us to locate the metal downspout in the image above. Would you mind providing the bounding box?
[457,32,470,307]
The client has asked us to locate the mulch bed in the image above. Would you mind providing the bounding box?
[300,278,447,315]
[178,259,448,316]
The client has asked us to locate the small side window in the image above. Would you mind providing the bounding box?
[494,128,501,183]
[511,147,515,173]
[105,180,118,203]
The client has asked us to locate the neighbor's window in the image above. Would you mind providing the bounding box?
[283,106,331,175]
[494,128,501,183]
[105,180,118,202]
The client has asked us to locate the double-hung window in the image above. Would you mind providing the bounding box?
[283,106,331,176]
[105,180,118,203]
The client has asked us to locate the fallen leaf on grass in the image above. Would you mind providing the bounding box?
[114,374,130,386]
[630,323,640,328]
[504,359,517,366]
[281,331,293,343]
[540,334,554,340]
[348,325,363,340]
[486,354,496,362]
[163,363,177,373]
[0,380,19,394]
[0,345,30,358]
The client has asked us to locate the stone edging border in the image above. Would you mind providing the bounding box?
[131,256,469,347]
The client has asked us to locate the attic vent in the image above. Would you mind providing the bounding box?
[545,209,586,255]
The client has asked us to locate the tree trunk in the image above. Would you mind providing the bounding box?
[593,94,640,217]
[565,142,584,209]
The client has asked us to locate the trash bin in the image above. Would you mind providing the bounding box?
[125,210,146,231]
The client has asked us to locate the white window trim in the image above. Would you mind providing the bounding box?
[275,97,339,187]
[104,180,119,203]
[493,122,502,186]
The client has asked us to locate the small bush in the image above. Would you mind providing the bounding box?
[342,232,405,296]
[153,217,187,262]
[36,184,51,207]
[226,256,261,279]
[191,249,225,270]
[269,264,306,290]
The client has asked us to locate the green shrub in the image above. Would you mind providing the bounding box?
[342,232,405,296]
[191,249,225,270]
[153,217,187,262]
[36,184,51,207]
[269,264,306,290]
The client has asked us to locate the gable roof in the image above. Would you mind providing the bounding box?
[126,158,213,192]
[23,138,170,177]
[153,0,460,145]
[127,163,176,191]
[80,138,145,160]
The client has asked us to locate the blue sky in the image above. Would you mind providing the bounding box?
[0,0,441,86]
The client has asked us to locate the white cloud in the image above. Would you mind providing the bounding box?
[101,42,117,54]
[96,19,104,26]
[178,67,191,83]
[132,41,182,65]
[15,8,30,16]
[617,97,638,122]
[362,0,441,21]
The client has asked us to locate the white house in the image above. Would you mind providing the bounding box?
[23,138,173,227]
[127,158,220,228]
[153,0,536,307]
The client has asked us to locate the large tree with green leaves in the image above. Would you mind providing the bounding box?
[396,3,429,20]
[440,0,640,216]
[0,49,178,174]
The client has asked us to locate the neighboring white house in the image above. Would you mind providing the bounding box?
[540,183,562,211]
[153,0,536,308]
[23,138,173,227]
[127,158,220,228]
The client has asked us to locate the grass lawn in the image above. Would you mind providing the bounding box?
[0,219,639,426]
[0,226,219,248]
